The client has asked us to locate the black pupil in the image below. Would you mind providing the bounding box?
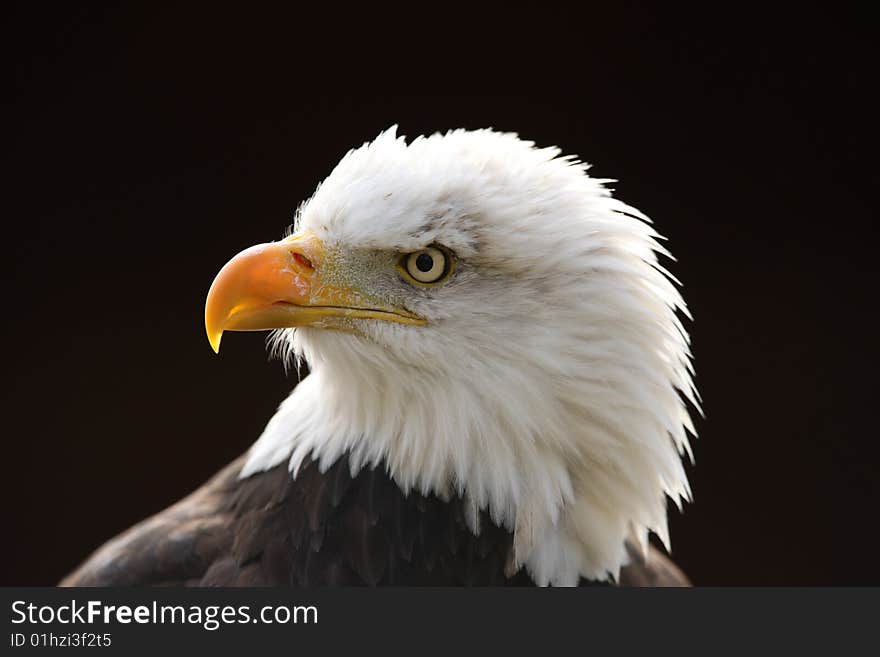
[415,253,435,273]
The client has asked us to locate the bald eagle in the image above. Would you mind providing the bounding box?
[62,128,698,587]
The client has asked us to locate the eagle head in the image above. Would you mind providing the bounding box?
[204,126,699,585]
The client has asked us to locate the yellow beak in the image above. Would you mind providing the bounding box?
[204,231,425,353]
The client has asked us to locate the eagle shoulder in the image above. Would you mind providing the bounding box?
[60,457,247,586]
[61,455,689,587]
[61,454,530,586]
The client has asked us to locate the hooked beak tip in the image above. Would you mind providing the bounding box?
[207,328,223,354]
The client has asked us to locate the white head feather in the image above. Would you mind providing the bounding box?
[240,126,699,585]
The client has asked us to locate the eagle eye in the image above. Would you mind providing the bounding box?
[399,246,453,285]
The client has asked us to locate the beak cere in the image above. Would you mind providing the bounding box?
[204,231,425,353]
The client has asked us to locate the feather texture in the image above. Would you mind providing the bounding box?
[62,453,687,587]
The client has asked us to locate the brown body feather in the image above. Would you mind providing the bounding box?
[61,454,689,587]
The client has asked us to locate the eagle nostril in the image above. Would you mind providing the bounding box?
[292,252,314,270]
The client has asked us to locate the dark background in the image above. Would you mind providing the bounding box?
[2,5,877,585]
